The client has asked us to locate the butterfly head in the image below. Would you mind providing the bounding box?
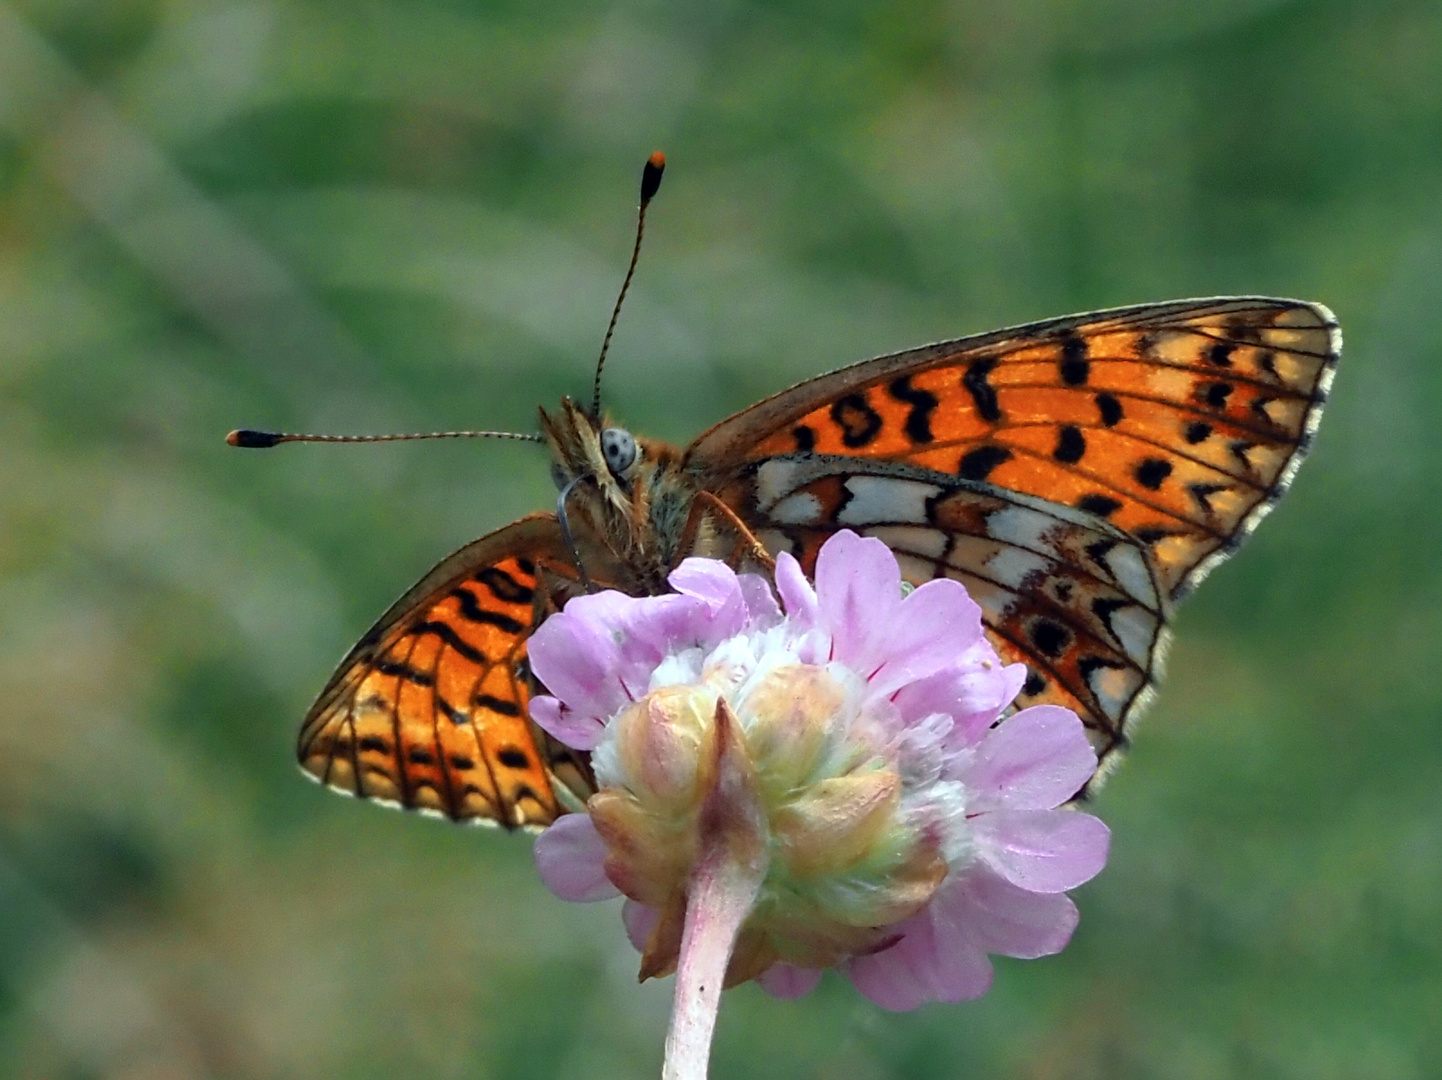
[541,397,631,488]
[539,398,689,577]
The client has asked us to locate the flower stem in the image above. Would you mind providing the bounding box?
[662,698,768,1080]
[661,848,764,1080]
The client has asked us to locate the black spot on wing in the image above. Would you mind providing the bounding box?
[1059,334,1089,386]
[1131,526,1176,545]
[831,393,884,448]
[1028,619,1072,658]
[1095,393,1123,427]
[1134,458,1173,490]
[887,376,938,444]
[1206,341,1236,367]
[963,358,1002,422]
[1076,493,1122,518]
[1184,421,1212,444]
[1053,425,1086,463]
[792,424,816,452]
[1200,381,1233,409]
[497,747,530,769]
[958,445,1013,481]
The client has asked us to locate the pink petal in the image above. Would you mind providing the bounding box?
[622,899,659,952]
[526,593,633,719]
[937,867,1079,958]
[669,559,749,642]
[889,653,1021,735]
[620,592,716,661]
[757,963,823,999]
[528,695,605,751]
[973,807,1111,893]
[955,662,1029,741]
[865,579,985,700]
[959,705,1099,811]
[774,551,819,630]
[845,905,994,1010]
[814,532,904,670]
[737,573,783,629]
[845,946,932,1012]
[533,814,619,902]
[528,590,711,725]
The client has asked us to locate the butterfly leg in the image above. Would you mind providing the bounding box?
[674,490,777,576]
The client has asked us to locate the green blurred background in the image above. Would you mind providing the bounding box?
[2,0,1440,1077]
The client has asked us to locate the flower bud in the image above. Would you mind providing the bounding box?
[772,769,901,879]
[603,685,718,809]
[738,662,848,794]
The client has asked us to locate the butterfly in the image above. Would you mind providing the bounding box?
[254,161,1339,828]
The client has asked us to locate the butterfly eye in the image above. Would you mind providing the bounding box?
[601,427,638,477]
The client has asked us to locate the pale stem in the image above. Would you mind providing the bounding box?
[661,847,765,1080]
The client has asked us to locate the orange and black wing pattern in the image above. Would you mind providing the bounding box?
[689,298,1339,601]
[690,297,1338,771]
[297,515,590,829]
[706,455,1167,771]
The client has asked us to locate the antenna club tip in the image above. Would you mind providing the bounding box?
[641,151,666,203]
[227,428,283,448]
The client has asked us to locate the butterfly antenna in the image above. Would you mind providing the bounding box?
[226,428,545,448]
[591,150,666,420]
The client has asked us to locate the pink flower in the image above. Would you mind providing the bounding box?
[528,532,1110,1073]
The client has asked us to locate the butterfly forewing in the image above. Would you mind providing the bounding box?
[298,515,589,829]
[689,298,1339,601]
[711,455,1167,764]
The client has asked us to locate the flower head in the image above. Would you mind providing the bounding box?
[529,531,1110,1070]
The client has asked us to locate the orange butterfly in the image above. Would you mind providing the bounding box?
[239,156,1339,828]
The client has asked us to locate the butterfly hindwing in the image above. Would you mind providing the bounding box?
[710,455,1167,765]
[297,515,587,829]
[689,297,1339,601]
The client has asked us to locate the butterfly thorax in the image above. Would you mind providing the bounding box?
[539,397,696,593]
